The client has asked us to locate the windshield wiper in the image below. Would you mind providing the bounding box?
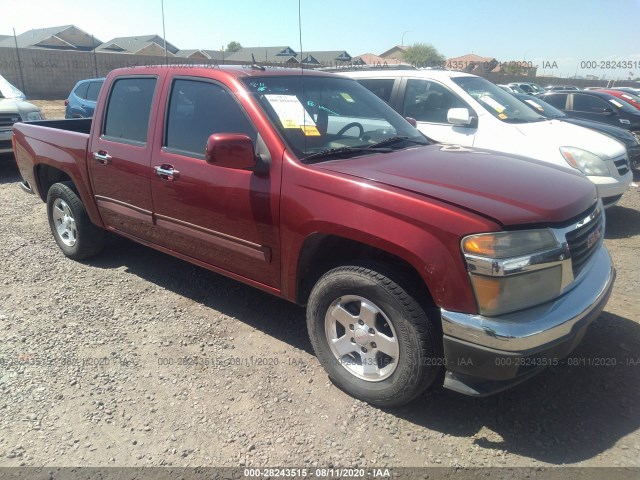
[303,146,393,163]
[502,117,546,124]
[366,136,430,149]
[302,136,430,163]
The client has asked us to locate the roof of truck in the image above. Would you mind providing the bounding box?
[112,64,340,79]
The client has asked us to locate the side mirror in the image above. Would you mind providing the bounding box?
[405,117,418,128]
[206,134,256,170]
[603,107,616,116]
[447,108,476,127]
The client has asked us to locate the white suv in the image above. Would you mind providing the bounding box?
[340,69,632,207]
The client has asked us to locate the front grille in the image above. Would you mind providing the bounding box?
[614,156,630,176]
[565,205,604,277]
[0,139,12,150]
[0,113,21,129]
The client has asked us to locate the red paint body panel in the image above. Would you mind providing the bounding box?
[12,125,104,227]
[12,65,598,316]
[317,145,597,226]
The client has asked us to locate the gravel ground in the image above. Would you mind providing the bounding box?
[1,104,639,468]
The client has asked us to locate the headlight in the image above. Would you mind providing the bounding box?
[560,147,609,176]
[462,230,565,316]
[25,111,42,121]
[462,230,558,258]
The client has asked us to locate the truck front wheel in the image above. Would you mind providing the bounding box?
[307,264,442,407]
[46,182,104,260]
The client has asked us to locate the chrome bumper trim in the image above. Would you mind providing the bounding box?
[441,246,615,352]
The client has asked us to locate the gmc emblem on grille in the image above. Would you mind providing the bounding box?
[586,229,601,249]
[11,117,19,122]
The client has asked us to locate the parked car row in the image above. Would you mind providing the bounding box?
[513,93,640,169]
[493,81,640,170]
[538,90,640,138]
[340,69,633,206]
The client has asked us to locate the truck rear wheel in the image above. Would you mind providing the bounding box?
[46,182,104,260]
[306,264,442,407]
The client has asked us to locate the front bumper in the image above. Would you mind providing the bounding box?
[629,145,640,170]
[440,246,615,396]
[0,129,12,154]
[588,170,633,208]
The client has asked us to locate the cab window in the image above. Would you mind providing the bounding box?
[164,79,256,158]
[403,79,465,124]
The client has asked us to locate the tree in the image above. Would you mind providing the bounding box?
[227,41,242,52]
[402,43,445,68]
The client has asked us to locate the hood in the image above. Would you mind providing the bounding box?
[513,119,626,160]
[317,144,597,227]
[0,98,40,115]
[559,117,638,147]
[0,75,26,100]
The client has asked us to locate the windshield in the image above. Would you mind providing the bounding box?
[241,75,428,160]
[530,83,546,94]
[453,77,545,123]
[514,93,566,118]
[606,94,640,114]
[616,92,640,109]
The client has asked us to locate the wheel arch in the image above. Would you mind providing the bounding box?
[294,232,437,312]
[35,163,104,227]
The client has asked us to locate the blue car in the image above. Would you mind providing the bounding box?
[65,78,104,118]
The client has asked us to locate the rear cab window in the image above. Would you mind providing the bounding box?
[102,77,157,145]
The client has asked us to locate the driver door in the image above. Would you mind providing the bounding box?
[149,77,282,288]
[400,78,476,146]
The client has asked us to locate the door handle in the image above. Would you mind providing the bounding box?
[154,164,180,181]
[93,151,112,165]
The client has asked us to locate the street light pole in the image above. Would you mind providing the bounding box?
[401,30,411,46]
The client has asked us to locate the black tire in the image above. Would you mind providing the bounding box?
[46,181,104,260]
[306,264,442,407]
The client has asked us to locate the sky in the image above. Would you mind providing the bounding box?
[1,0,640,79]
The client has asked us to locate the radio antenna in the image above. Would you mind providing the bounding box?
[298,0,306,151]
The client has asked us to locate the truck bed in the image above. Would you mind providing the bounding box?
[25,118,92,134]
[12,118,93,201]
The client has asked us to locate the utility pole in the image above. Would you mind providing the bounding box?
[12,28,26,95]
[161,0,168,64]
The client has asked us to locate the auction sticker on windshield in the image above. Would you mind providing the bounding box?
[479,95,506,113]
[265,94,318,133]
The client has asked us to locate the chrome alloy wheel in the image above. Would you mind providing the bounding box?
[324,295,399,381]
[51,198,77,247]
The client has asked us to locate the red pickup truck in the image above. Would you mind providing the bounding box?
[13,66,615,406]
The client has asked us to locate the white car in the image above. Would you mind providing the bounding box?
[340,70,632,207]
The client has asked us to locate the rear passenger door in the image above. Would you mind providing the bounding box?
[149,77,282,288]
[89,75,163,244]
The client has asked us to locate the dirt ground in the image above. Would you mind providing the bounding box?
[31,100,67,120]
[0,106,639,469]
